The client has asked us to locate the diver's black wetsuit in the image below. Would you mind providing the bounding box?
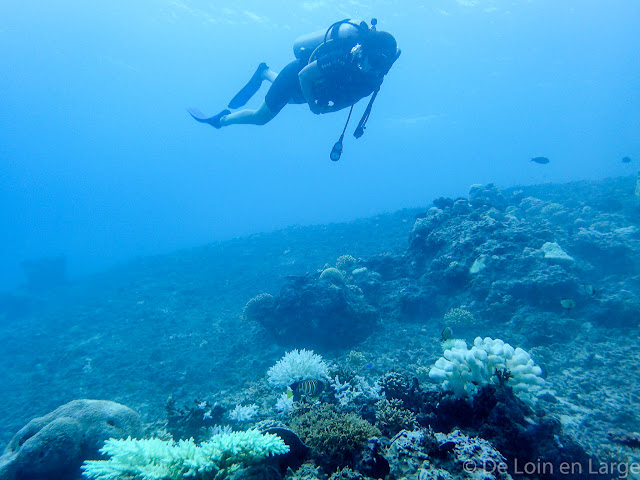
[264,60,307,113]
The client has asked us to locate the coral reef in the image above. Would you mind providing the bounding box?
[331,374,382,408]
[3,176,640,480]
[433,429,511,480]
[165,397,224,442]
[443,307,476,326]
[401,180,640,328]
[246,273,379,350]
[379,372,413,403]
[288,463,325,480]
[384,428,512,480]
[328,466,369,480]
[228,404,259,422]
[417,384,602,480]
[374,398,417,436]
[289,404,381,472]
[319,267,347,286]
[384,430,431,480]
[244,293,276,322]
[345,351,367,370]
[336,255,358,272]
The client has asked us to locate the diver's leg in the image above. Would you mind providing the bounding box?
[219,102,277,126]
[218,60,301,127]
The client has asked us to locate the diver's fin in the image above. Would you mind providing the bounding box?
[187,107,230,129]
[228,62,269,109]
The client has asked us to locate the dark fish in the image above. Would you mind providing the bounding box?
[622,156,632,163]
[438,441,457,453]
[264,427,310,474]
[441,326,453,341]
[531,156,550,164]
[289,379,325,401]
[538,363,549,379]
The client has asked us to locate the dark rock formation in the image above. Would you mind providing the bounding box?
[246,270,379,351]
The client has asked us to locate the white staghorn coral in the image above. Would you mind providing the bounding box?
[266,349,329,388]
[82,430,288,480]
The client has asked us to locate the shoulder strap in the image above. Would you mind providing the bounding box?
[352,47,401,138]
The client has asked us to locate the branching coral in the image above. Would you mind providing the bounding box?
[443,307,476,325]
[267,349,329,388]
[82,430,288,480]
[290,404,380,471]
[374,399,417,436]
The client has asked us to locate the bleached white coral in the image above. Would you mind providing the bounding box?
[275,392,294,415]
[228,404,259,422]
[429,336,545,404]
[209,424,233,437]
[266,349,329,388]
[331,375,382,407]
[540,241,574,264]
[82,430,289,480]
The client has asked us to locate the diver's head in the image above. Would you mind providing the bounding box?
[362,31,399,74]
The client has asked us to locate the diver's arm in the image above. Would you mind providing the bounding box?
[299,61,325,114]
[299,62,356,114]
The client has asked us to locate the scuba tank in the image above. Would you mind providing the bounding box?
[293,20,370,63]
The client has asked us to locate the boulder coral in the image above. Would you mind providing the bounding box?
[0,399,141,480]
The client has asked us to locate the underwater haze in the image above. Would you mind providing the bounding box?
[3,1,640,477]
[1,0,639,290]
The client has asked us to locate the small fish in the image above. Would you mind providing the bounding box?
[288,379,325,401]
[622,156,632,163]
[441,326,454,341]
[438,441,457,453]
[583,284,596,296]
[560,298,575,310]
[531,156,550,164]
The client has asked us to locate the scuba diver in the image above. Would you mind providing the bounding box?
[187,19,400,160]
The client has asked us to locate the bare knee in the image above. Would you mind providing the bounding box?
[255,103,277,125]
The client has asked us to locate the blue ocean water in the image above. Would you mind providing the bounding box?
[1,0,638,291]
[3,3,640,477]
